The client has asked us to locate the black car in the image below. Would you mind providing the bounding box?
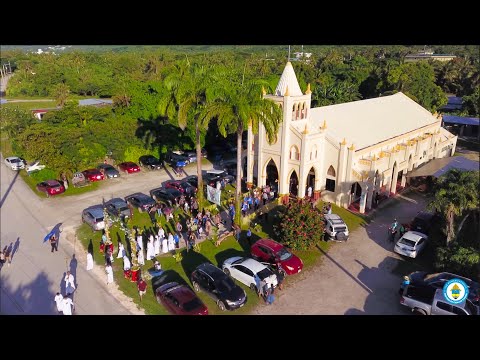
[407,271,480,305]
[150,187,182,207]
[139,155,163,170]
[165,151,190,166]
[184,175,199,189]
[104,198,130,220]
[124,192,156,212]
[191,263,247,311]
[410,211,439,235]
[97,164,120,179]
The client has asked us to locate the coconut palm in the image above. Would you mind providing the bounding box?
[427,169,479,245]
[203,73,282,223]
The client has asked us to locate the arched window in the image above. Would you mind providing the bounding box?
[325,165,336,192]
[290,145,300,160]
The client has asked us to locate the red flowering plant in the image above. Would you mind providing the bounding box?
[274,199,325,250]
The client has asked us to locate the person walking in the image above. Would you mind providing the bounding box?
[64,271,76,296]
[49,234,58,253]
[246,228,252,246]
[265,284,275,305]
[86,251,94,271]
[61,295,74,315]
[137,277,147,302]
[106,263,114,285]
[2,246,11,267]
[307,185,313,199]
[117,242,125,259]
[275,265,286,290]
[54,292,64,314]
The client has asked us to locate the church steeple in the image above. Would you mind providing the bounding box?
[275,62,303,97]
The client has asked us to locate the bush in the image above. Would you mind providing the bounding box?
[29,168,57,182]
[435,245,480,280]
[274,200,325,250]
[123,145,155,163]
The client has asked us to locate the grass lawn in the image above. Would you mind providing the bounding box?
[20,170,101,198]
[77,208,262,315]
[2,101,57,111]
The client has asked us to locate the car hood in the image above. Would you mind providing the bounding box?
[105,168,119,175]
[280,255,303,274]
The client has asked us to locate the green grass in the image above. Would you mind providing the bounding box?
[77,208,261,315]
[20,170,101,198]
[2,101,57,111]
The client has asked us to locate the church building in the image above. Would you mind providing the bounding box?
[246,62,458,213]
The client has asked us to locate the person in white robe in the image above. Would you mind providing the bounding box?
[123,256,131,271]
[162,235,169,254]
[117,243,125,259]
[137,246,145,265]
[61,296,74,315]
[158,227,165,240]
[147,235,155,260]
[168,234,175,251]
[54,292,63,313]
[106,264,114,285]
[136,234,144,251]
[64,271,76,296]
[154,235,161,255]
[86,252,94,271]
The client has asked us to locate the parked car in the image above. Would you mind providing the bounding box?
[97,164,120,179]
[324,214,349,241]
[183,175,198,188]
[36,180,65,197]
[400,285,479,315]
[251,238,303,275]
[118,162,141,174]
[182,151,197,163]
[82,168,105,182]
[165,180,196,196]
[139,155,163,170]
[165,152,189,166]
[191,262,247,311]
[104,198,130,221]
[223,162,238,177]
[155,282,208,315]
[124,192,156,212]
[4,156,25,170]
[82,205,106,231]
[150,187,182,207]
[410,211,439,235]
[26,161,46,174]
[205,170,235,186]
[222,256,278,292]
[201,148,208,158]
[406,271,479,305]
[394,231,428,258]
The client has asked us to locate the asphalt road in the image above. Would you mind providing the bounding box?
[0,156,215,315]
[253,192,427,315]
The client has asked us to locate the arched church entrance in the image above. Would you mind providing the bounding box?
[289,170,299,197]
[306,167,316,197]
[265,159,279,192]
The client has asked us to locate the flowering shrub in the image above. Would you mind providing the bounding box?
[173,251,183,263]
[274,200,325,250]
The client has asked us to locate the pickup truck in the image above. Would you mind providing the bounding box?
[400,284,479,315]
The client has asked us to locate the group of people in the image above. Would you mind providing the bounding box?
[53,270,76,315]
[0,245,12,268]
[254,264,287,306]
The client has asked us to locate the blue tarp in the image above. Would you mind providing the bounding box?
[443,115,479,126]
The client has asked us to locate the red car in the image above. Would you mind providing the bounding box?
[164,180,196,196]
[118,162,141,174]
[36,180,65,197]
[251,238,304,275]
[155,282,208,315]
[82,169,105,182]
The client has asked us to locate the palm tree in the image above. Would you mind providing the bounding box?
[204,74,282,224]
[427,169,479,245]
[158,62,214,209]
[52,83,70,107]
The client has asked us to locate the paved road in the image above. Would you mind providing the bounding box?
[0,156,214,314]
[253,192,427,315]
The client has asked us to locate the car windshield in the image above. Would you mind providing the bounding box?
[257,268,273,281]
[11,158,21,163]
[216,277,235,292]
[182,297,203,312]
[50,183,61,188]
[277,248,292,261]
[399,238,417,248]
[95,217,104,222]
[232,258,244,265]
[105,165,115,171]
[119,206,129,212]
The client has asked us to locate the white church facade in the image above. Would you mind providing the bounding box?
[245,62,458,213]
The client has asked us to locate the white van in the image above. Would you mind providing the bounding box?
[324,214,349,241]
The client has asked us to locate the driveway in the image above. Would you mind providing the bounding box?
[253,192,428,315]
[0,157,214,314]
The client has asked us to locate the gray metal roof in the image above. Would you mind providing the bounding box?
[406,156,479,178]
[78,98,113,106]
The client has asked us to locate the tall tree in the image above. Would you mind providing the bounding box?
[51,83,70,107]
[204,73,282,223]
[427,170,479,245]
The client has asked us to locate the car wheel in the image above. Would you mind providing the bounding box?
[250,283,257,291]
[414,308,427,315]
[223,268,230,276]
[193,281,200,292]
[217,300,226,311]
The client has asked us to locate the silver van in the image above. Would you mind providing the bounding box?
[324,214,349,241]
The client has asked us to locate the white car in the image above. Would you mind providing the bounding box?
[222,256,278,292]
[26,161,46,174]
[4,156,26,170]
[394,231,428,258]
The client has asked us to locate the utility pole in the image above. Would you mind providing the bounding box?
[288,45,291,62]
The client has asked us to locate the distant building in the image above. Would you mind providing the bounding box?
[442,115,479,140]
[291,51,312,63]
[31,108,60,120]
[439,96,463,112]
[405,50,456,62]
[78,98,113,107]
